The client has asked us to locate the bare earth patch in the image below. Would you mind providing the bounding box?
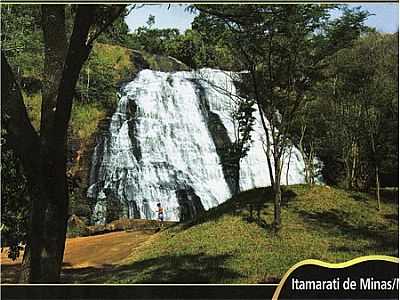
[1,230,154,283]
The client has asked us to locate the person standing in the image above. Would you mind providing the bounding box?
[156,202,164,228]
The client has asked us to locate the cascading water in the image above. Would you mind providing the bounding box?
[87,69,306,223]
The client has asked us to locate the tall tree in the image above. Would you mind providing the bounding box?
[194,4,368,230]
[2,4,126,282]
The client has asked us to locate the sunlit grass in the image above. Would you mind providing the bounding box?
[70,103,106,140]
[101,185,398,284]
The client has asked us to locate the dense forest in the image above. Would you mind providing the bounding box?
[1,4,398,283]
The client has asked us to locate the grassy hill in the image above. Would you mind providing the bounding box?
[80,185,398,284]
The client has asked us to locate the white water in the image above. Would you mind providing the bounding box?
[87,69,306,222]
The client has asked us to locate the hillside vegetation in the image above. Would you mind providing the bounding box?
[79,185,398,284]
[22,42,184,139]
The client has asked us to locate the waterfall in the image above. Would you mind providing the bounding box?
[87,69,306,223]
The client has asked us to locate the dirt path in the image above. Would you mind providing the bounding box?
[1,230,154,283]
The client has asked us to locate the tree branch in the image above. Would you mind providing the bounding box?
[1,52,40,177]
[86,5,127,47]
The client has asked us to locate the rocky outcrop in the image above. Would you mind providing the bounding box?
[66,215,175,238]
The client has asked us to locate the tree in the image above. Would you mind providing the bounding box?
[352,32,398,209]
[1,5,43,92]
[289,100,324,185]
[96,9,130,46]
[311,32,398,205]
[1,128,30,261]
[127,15,180,55]
[190,13,236,70]
[2,4,126,282]
[1,5,40,261]
[225,97,256,195]
[194,4,369,230]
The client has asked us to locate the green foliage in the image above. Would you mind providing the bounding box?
[194,4,394,194]
[231,99,256,159]
[1,5,41,261]
[1,4,43,89]
[124,14,235,70]
[75,43,133,108]
[126,15,180,55]
[1,4,135,255]
[301,32,399,188]
[191,10,243,69]
[1,129,30,260]
[96,10,130,46]
[324,6,372,54]
[66,214,90,238]
[70,102,106,140]
[160,29,202,68]
[190,4,375,229]
[217,96,256,173]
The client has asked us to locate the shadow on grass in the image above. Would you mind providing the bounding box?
[178,188,271,230]
[177,186,300,234]
[384,213,399,223]
[348,189,399,205]
[61,253,241,284]
[379,188,399,204]
[348,191,370,203]
[1,263,21,283]
[298,209,399,253]
[242,187,298,232]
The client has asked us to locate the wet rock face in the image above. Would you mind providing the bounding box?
[87,69,306,223]
[176,187,205,222]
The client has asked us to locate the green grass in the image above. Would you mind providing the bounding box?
[70,103,106,140]
[91,185,398,284]
[91,43,134,82]
[22,93,105,142]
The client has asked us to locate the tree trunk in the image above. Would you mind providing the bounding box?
[308,144,315,185]
[286,146,292,186]
[18,5,70,283]
[17,155,69,283]
[350,141,358,189]
[370,134,381,211]
[308,158,315,185]
[3,5,124,282]
[273,155,282,231]
[86,67,90,100]
[233,160,240,196]
[2,52,42,282]
[4,5,94,283]
[298,125,313,185]
[343,148,352,190]
[375,165,381,211]
[19,242,32,282]
[264,137,275,187]
[251,68,275,187]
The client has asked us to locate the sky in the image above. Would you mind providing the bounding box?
[125,4,399,34]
